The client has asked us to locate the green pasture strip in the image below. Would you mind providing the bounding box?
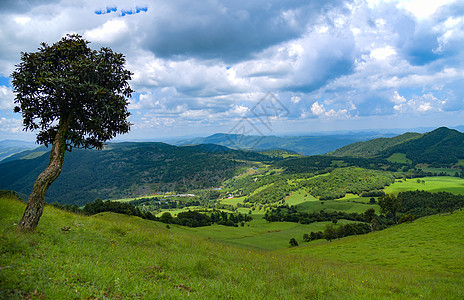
[384,176,464,195]
[296,199,380,214]
[220,196,246,206]
[337,194,376,204]
[420,167,458,176]
[112,194,166,202]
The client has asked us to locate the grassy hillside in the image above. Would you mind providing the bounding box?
[1,195,463,299]
[289,209,464,275]
[328,132,422,157]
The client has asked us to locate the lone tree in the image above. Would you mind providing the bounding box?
[12,34,133,231]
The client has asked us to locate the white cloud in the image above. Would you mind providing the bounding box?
[231,104,249,116]
[311,102,325,116]
[311,101,352,120]
[290,96,301,104]
[84,19,129,44]
[0,86,14,110]
[370,46,396,60]
[392,91,407,104]
[396,0,456,19]
[0,117,22,133]
[394,92,447,113]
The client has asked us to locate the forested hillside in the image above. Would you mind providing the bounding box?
[380,127,464,165]
[328,127,464,166]
[0,142,272,206]
[328,132,422,157]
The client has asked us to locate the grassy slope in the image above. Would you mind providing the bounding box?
[1,197,463,299]
[289,210,464,275]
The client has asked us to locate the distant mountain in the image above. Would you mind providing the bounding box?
[328,132,423,157]
[0,142,272,206]
[380,127,464,165]
[0,140,37,161]
[329,127,464,166]
[174,132,393,155]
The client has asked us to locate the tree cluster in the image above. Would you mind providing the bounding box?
[159,210,252,228]
[264,205,386,226]
[298,167,395,200]
[303,222,371,244]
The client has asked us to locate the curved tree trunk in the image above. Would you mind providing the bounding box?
[18,118,70,232]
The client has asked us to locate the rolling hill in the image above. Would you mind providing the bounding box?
[328,132,422,157]
[0,140,37,161]
[380,127,464,165]
[0,142,272,206]
[329,127,464,166]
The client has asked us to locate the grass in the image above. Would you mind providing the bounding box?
[175,217,356,250]
[285,189,318,206]
[387,153,411,164]
[420,167,458,176]
[1,196,463,299]
[295,198,379,214]
[289,210,464,275]
[385,176,464,195]
[220,196,246,206]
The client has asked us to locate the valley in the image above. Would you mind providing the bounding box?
[2,127,464,298]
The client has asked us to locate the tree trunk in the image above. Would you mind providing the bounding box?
[18,118,70,232]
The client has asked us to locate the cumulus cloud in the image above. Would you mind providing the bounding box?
[393,92,447,113]
[0,117,22,133]
[140,0,344,63]
[310,101,353,120]
[84,19,129,43]
[0,0,464,139]
[0,86,14,110]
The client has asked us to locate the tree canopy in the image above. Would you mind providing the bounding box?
[12,34,133,150]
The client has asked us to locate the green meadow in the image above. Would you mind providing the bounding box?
[174,217,356,250]
[1,195,463,299]
[387,153,412,164]
[385,176,464,195]
[290,209,464,276]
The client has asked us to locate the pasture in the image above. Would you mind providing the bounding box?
[385,176,464,195]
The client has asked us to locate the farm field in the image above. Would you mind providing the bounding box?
[385,176,464,195]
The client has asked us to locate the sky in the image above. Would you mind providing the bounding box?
[0,0,463,142]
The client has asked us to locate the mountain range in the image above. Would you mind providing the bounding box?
[0,140,37,161]
[173,132,395,155]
